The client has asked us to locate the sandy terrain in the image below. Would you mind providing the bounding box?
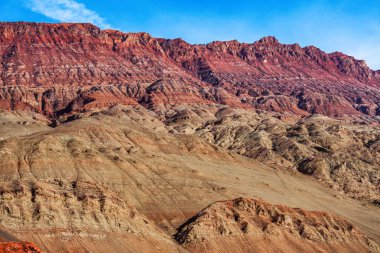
[0,106,378,252]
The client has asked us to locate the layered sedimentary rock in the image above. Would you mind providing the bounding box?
[0,22,379,252]
[175,198,379,253]
[0,22,379,118]
[0,106,378,252]
[163,105,380,203]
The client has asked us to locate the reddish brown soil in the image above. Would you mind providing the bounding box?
[0,242,42,253]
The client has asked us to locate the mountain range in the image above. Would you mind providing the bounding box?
[0,22,379,253]
[0,22,379,119]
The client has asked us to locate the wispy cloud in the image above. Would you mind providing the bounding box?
[24,0,111,29]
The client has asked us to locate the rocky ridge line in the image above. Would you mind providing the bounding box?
[0,22,379,118]
[175,197,379,253]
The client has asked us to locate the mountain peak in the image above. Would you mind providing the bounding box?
[256,36,280,45]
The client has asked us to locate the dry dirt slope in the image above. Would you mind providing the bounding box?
[162,105,380,203]
[0,105,378,252]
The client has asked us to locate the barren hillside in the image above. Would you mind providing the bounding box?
[0,22,379,252]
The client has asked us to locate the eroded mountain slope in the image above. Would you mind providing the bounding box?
[162,105,380,203]
[0,22,379,252]
[176,198,378,253]
[0,106,379,252]
[0,22,380,118]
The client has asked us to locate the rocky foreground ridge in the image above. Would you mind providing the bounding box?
[0,22,379,118]
[175,197,379,253]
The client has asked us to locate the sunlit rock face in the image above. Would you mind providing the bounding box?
[0,22,379,118]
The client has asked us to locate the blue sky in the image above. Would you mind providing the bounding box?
[1,0,380,69]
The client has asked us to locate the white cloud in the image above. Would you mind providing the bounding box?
[25,0,111,29]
